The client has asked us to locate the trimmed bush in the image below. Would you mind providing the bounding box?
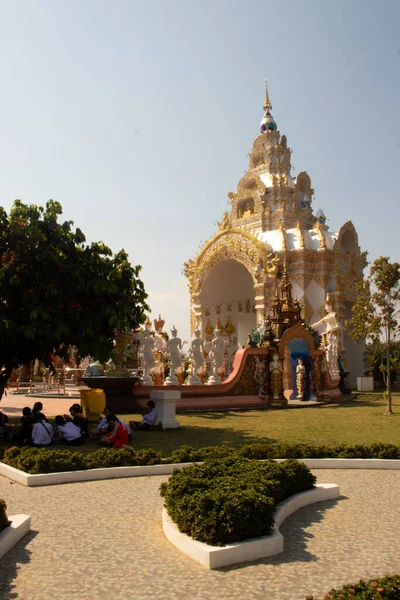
[0,499,10,533]
[2,445,166,473]
[3,447,86,474]
[168,444,236,464]
[306,573,400,599]
[160,457,316,546]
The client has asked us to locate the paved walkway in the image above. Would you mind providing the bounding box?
[1,469,400,600]
[0,393,80,418]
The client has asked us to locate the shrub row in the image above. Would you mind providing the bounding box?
[170,442,400,462]
[160,457,316,546]
[306,573,400,599]
[2,446,164,474]
[1,442,400,474]
[0,499,10,533]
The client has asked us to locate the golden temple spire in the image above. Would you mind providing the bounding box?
[263,79,272,112]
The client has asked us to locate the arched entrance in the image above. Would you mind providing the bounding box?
[278,323,322,401]
[286,338,311,400]
[184,226,281,344]
[199,259,256,347]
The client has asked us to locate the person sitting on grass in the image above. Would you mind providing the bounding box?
[32,401,46,422]
[0,410,9,441]
[91,407,131,440]
[12,407,34,446]
[55,415,85,446]
[100,414,129,448]
[129,400,158,431]
[68,403,89,438]
[31,418,54,446]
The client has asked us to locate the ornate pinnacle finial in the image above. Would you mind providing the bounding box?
[263,79,272,112]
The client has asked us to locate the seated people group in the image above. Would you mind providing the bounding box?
[9,400,158,448]
[13,402,88,447]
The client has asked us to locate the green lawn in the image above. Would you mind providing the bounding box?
[2,392,400,457]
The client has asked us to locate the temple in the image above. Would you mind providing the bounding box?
[184,81,366,386]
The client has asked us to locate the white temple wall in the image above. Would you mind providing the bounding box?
[305,279,325,324]
[290,282,303,305]
[343,300,364,387]
[199,259,256,347]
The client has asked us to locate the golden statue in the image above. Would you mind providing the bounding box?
[266,252,280,276]
[296,358,306,400]
[242,201,253,218]
[154,314,165,333]
[269,353,283,399]
[218,211,232,231]
[224,315,235,335]
[205,318,214,336]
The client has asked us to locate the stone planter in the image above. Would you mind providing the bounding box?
[0,514,31,560]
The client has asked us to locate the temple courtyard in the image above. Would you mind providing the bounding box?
[1,392,400,599]
[0,469,400,600]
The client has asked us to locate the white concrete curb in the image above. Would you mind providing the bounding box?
[0,460,192,487]
[0,514,31,560]
[162,483,340,569]
[0,458,400,487]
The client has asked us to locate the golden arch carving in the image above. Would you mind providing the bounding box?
[277,322,316,358]
[184,229,278,296]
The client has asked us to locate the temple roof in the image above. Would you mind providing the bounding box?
[256,227,339,251]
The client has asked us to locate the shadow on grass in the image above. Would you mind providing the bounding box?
[132,425,278,455]
[0,530,37,599]
[322,399,389,409]
[218,495,344,571]
[188,412,256,420]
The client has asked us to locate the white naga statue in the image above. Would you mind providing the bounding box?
[312,296,341,381]
[207,328,226,385]
[165,326,185,385]
[140,328,156,385]
[187,328,205,385]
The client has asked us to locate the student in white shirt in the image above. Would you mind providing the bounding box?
[31,419,53,446]
[129,400,158,431]
[55,415,84,446]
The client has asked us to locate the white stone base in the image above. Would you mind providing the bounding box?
[141,374,153,386]
[207,374,222,385]
[164,374,179,386]
[0,514,31,560]
[357,376,374,392]
[186,374,202,385]
[150,390,181,429]
[162,483,340,569]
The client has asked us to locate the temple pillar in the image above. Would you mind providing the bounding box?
[254,282,266,324]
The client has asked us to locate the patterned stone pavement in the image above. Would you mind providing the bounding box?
[0,469,400,600]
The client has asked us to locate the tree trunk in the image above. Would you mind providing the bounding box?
[386,326,393,415]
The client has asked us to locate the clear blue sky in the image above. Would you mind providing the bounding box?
[1,0,399,342]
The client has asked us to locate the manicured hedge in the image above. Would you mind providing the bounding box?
[1,442,400,474]
[2,446,164,474]
[160,457,316,546]
[0,499,10,533]
[306,573,400,599]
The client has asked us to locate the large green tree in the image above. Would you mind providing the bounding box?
[347,256,400,414]
[0,200,149,399]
